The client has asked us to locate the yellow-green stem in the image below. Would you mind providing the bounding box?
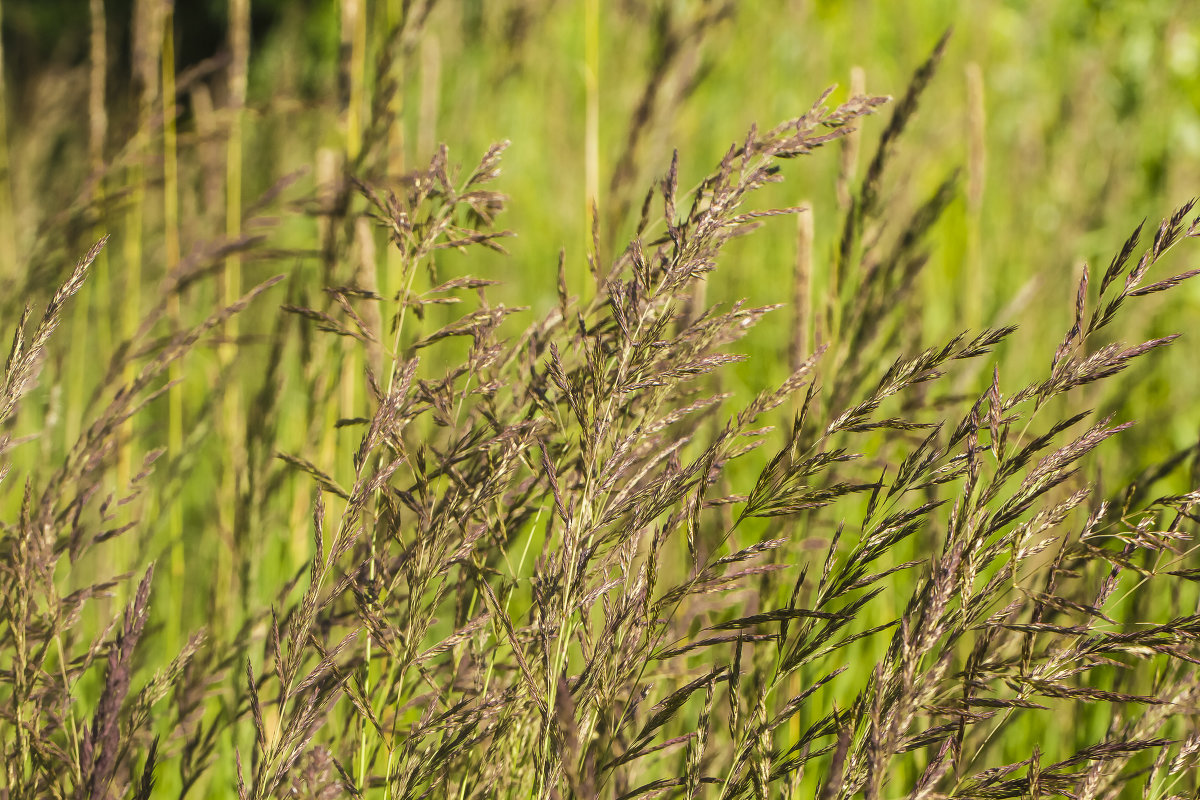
[120,0,162,566]
[584,0,600,271]
[222,0,249,634]
[0,0,16,284]
[341,0,372,787]
[162,2,184,651]
[965,61,987,329]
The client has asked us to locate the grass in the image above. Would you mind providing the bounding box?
[1,2,1200,798]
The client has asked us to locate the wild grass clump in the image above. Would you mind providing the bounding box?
[1,12,1199,800]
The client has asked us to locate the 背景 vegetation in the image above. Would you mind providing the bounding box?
[1,2,1199,798]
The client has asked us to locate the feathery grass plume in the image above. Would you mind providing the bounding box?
[0,228,280,796]
[261,77,893,795]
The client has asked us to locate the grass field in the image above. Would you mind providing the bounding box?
[2,1,1200,798]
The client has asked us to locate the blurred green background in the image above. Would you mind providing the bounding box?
[5,0,1200,668]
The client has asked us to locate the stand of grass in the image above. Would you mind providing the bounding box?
[2,5,1200,799]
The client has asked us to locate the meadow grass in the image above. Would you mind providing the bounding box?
[1,2,1199,798]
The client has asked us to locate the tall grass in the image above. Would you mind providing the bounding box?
[1,3,1199,798]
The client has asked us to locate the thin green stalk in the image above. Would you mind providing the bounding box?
[223,0,250,789]
[341,0,372,788]
[532,4,605,784]
[162,0,184,651]
[584,0,600,269]
[791,206,813,373]
[223,0,249,633]
[965,61,986,329]
[118,0,161,559]
[67,0,109,455]
[383,0,406,362]
[0,0,16,285]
